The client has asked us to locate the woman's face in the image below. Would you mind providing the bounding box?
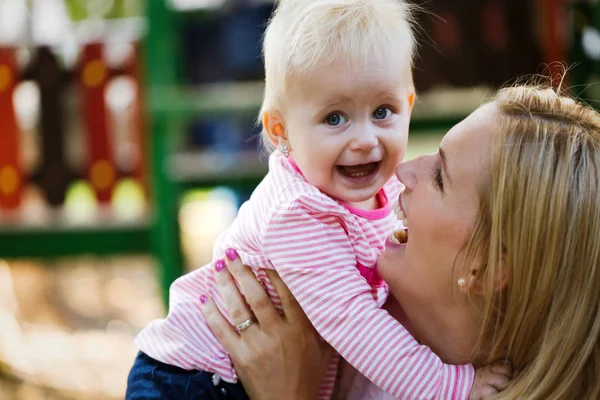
[377,103,496,364]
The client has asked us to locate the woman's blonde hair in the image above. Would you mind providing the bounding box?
[464,84,600,399]
[259,0,416,151]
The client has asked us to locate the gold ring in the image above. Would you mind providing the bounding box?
[235,318,254,333]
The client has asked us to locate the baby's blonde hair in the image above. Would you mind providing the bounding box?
[259,0,416,151]
[463,84,600,399]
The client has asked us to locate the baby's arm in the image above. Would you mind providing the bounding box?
[264,198,474,399]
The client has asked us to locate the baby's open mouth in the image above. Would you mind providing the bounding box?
[336,162,380,178]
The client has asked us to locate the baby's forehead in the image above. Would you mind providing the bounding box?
[292,46,412,79]
[285,59,413,102]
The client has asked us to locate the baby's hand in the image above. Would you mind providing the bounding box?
[469,360,513,400]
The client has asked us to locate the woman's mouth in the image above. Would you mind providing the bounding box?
[390,203,409,244]
[389,229,408,244]
[336,162,380,182]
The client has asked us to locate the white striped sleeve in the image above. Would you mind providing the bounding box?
[263,195,475,399]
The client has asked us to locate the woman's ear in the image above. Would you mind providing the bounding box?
[459,262,507,296]
[262,111,287,148]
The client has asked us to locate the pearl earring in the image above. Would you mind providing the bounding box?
[279,144,290,158]
[457,278,467,288]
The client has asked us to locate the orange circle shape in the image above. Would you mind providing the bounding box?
[90,160,115,191]
[0,65,12,92]
[83,60,106,88]
[0,165,19,195]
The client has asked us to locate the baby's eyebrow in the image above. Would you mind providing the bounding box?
[317,89,403,111]
[373,89,402,101]
[320,94,354,108]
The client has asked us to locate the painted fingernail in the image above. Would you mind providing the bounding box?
[199,294,208,304]
[225,248,238,261]
[214,259,226,272]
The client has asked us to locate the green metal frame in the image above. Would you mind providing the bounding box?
[0,224,149,258]
[146,1,185,306]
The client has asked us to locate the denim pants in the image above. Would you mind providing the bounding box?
[126,352,250,400]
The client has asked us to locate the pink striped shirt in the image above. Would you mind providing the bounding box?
[335,361,475,400]
[135,152,474,399]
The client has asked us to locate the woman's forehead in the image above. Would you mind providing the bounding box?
[441,104,496,188]
[442,103,496,154]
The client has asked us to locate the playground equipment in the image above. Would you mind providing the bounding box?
[0,0,595,308]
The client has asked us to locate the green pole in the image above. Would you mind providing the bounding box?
[145,0,184,306]
[593,0,600,96]
[570,1,600,103]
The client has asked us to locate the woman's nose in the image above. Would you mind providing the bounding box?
[395,159,418,190]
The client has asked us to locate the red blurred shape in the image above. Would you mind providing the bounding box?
[0,47,23,210]
[78,43,116,204]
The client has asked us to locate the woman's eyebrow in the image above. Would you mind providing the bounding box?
[439,148,452,185]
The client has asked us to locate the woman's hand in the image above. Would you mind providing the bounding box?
[199,250,332,400]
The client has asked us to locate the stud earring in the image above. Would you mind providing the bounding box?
[458,270,477,289]
[279,144,290,158]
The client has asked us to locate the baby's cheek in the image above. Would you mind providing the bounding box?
[395,147,407,164]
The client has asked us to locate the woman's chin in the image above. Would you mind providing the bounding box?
[377,238,406,279]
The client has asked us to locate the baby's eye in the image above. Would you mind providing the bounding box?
[373,107,393,120]
[325,113,347,126]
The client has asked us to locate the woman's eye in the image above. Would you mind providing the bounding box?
[433,166,444,190]
[373,107,393,120]
[325,113,347,126]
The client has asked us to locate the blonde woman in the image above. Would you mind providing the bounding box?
[199,84,600,399]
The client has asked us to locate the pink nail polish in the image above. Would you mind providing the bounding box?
[225,248,238,261]
[199,295,208,304]
[214,259,226,272]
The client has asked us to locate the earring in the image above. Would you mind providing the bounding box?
[458,270,477,288]
[279,144,290,158]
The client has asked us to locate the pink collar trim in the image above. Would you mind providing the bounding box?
[288,159,304,176]
[286,158,391,220]
[338,190,391,220]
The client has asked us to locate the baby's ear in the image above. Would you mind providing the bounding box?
[408,91,415,111]
[262,111,287,147]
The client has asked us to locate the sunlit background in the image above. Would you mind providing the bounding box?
[0,0,597,398]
